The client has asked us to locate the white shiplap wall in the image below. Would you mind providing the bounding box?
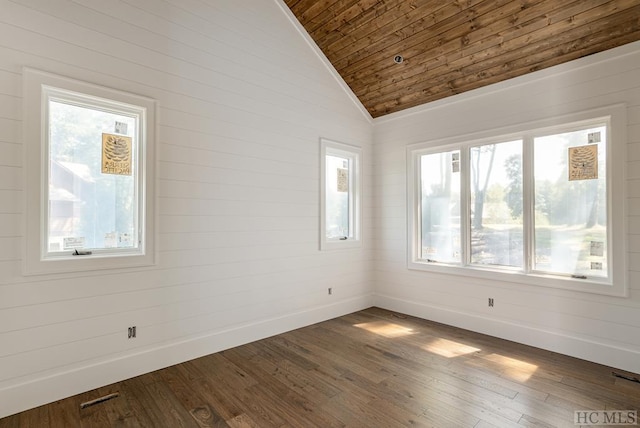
[372,41,640,374]
[0,0,373,418]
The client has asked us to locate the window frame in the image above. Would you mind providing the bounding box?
[407,105,627,296]
[23,68,156,275]
[320,138,362,250]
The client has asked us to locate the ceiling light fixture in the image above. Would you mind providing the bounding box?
[393,55,404,64]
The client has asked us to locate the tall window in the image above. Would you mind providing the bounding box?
[419,149,461,264]
[320,139,362,250]
[533,126,608,278]
[408,106,627,296]
[46,94,140,255]
[24,69,156,274]
[469,140,523,268]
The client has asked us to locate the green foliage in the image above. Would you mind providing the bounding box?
[504,154,522,220]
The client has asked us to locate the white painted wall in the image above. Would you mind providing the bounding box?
[373,41,640,375]
[0,0,373,418]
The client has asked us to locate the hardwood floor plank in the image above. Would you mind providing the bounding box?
[2,307,639,427]
[319,391,402,427]
[518,413,557,428]
[158,366,229,428]
[292,330,394,383]
[188,405,227,428]
[173,363,246,422]
[191,353,257,392]
[275,331,389,384]
[119,376,181,427]
[543,393,603,413]
[222,348,345,428]
[116,379,161,427]
[48,396,81,428]
[253,342,342,401]
[375,375,482,427]
[19,405,49,428]
[78,390,112,428]
[94,385,141,428]
[225,413,260,428]
[142,378,201,427]
[511,393,576,427]
[0,415,19,428]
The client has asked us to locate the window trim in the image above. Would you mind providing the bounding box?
[320,138,362,250]
[23,68,156,275]
[407,105,627,296]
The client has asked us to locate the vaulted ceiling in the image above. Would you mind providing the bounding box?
[284,0,640,118]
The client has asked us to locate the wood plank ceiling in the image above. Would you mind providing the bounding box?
[284,0,640,118]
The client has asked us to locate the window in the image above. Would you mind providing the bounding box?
[533,127,608,278]
[469,140,523,268]
[419,149,461,264]
[320,139,362,250]
[408,105,627,296]
[23,69,156,274]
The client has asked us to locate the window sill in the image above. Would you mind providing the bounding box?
[407,260,626,297]
[320,239,362,251]
[23,251,155,276]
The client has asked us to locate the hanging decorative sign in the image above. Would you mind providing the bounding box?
[337,168,349,192]
[568,144,597,181]
[102,133,132,175]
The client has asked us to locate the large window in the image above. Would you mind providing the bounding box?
[407,106,627,296]
[320,139,362,250]
[24,69,156,274]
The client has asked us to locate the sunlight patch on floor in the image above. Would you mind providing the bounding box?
[421,337,481,358]
[353,321,415,338]
[486,353,539,381]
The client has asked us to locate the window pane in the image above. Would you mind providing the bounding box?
[420,150,461,263]
[533,126,607,277]
[470,140,523,267]
[325,154,350,239]
[48,100,138,253]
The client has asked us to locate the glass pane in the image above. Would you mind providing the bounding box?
[48,100,138,253]
[420,150,461,263]
[325,154,350,239]
[470,140,523,268]
[533,126,607,277]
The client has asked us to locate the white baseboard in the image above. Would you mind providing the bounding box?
[374,294,640,375]
[0,295,373,419]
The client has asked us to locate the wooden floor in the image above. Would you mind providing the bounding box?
[1,307,639,427]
